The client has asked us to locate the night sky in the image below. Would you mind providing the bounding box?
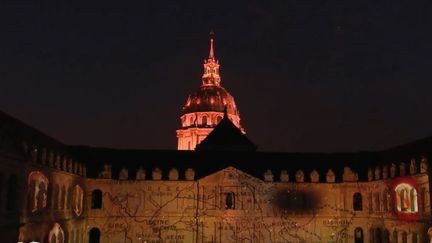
[0,1,431,152]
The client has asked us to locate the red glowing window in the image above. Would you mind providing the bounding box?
[395,183,418,213]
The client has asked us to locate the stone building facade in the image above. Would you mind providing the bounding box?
[1,114,432,243]
[1,35,432,243]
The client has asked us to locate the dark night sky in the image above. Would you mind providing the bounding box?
[0,0,431,152]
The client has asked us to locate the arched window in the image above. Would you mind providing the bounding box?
[354,227,363,243]
[395,183,418,213]
[27,171,49,213]
[91,189,102,209]
[225,192,235,209]
[89,227,101,243]
[6,174,18,211]
[374,228,382,243]
[48,223,64,243]
[353,192,362,211]
[202,116,207,126]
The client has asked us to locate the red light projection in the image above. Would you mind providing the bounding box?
[391,177,420,220]
[28,171,49,213]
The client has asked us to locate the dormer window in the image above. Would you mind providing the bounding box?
[225,192,235,209]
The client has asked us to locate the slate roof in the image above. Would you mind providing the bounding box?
[195,113,257,151]
[1,109,431,182]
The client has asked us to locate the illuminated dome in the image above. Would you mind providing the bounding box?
[177,32,244,150]
[181,85,239,116]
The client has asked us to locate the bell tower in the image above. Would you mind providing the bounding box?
[176,32,244,150]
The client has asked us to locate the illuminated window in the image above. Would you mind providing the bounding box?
[395,183,418,213]
[89,227,101,243]
[354,227,363,243]
[202,116,207,125]
[48,223,65,243]
[91,189,102,209]
[353,192,362,211]
[225,192,235,209]
[27,171,49,213]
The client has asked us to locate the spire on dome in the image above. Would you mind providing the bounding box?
[209,31,215,60]
[202,31,221,86]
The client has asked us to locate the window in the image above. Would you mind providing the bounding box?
[395,183,418,213]
[354,227,363,243]
[91,189,102,209]
[225,192,235,209]
[202,116,207,126]
[27,171,49,213]
[353,192,362,211]
[48,223,65,243]
[373,228,382,243]
[89,227,101,243]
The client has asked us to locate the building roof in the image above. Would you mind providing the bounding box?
[195,112,256,151]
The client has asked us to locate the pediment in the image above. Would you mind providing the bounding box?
[198,166,263,185]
